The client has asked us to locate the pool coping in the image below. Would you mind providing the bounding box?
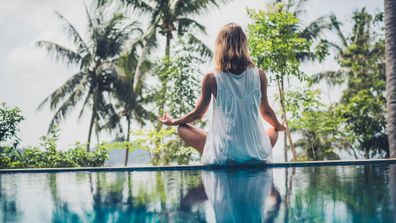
[1,158,396,174]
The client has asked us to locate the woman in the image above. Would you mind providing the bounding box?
[159,23,286,165]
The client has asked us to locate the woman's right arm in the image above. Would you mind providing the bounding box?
[159,72,214,126]
[258,69,286,131]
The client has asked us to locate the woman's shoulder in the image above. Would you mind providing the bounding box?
[257,69,268,83]
[202,72,217,90]
[203,72,216,82]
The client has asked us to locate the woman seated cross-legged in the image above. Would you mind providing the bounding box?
[159,23,286,165]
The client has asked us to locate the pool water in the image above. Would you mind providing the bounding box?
[1,164,395,223]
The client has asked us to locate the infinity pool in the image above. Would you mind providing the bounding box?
[1,164,395,222]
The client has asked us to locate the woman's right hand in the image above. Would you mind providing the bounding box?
[159,113,177,126]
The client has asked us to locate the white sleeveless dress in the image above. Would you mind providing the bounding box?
[201,67,273,165]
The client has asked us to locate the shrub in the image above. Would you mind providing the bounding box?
[0,129,109,169]
[0,102,24,146]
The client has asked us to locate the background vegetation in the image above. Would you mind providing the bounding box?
[0,0,391,168]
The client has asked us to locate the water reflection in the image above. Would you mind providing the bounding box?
[0,164,395,223]
[181,169,280,222]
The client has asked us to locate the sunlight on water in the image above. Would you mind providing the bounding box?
[0,164,395,222]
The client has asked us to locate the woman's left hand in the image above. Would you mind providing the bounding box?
[159,113,177,126]
[275,123,287,132]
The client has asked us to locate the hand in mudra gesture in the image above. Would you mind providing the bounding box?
[275,123,287,132]
[159,113,177,126]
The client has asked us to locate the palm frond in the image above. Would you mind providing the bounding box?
[113,75,136,108]
[99,110,124,136]
[299,15,331,41]
[185,33,212,59]
[36,41,82,66]
[47,86,87,132]
[97,95,124,136]
[84,5,98,50]
[123,0,155,14]
[78,85,95,119]
[133,24,158,90]
[296,51,316,62]
[133,103,156,125]
[285,0,293,12]
[311,70,346,86]
[174,0,231,16]
[97,0,154,15]
[320,39,343,52]
[177,17,206,36]
[293,0,310,17]
[112,21,143,52]
[105,13,126,33]
[37,72,87,111]
[329,13,348,48]
[54,11,92,56]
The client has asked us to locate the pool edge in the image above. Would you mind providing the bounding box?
[1,158,396,174]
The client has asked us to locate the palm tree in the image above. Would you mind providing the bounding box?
[99,0,221,57]
[98,0,227,124]
[280,0,331,61]
[37,6,142,151]
[103,52,155,166]
[384,0,396,158]
[312,9,389,158]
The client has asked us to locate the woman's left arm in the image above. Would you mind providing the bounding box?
[159,73,214,126]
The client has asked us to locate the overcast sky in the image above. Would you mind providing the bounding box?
[0,0,383,161]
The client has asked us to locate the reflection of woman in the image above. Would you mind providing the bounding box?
[160,23,286,165]
[181,169,281,222]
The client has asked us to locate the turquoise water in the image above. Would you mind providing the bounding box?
[0,164,395,223]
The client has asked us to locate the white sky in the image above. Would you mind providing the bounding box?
[0,0,384,161]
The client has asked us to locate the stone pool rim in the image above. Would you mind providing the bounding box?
[1,158,396,174]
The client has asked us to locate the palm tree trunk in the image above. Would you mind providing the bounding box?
[276,79,297,161]
[165,32,171,57]
[384,0,396,158]
[86,89,97,151]
[87,108,95,152]
[124,117,131,166]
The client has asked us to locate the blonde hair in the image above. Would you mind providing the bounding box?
[214,23,254,74]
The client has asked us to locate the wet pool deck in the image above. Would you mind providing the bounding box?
[1,158,396,174]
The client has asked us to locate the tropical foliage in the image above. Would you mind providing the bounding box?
[151,37,203,119]
[249,2,389,160]
[1,0,393,168]
[104,127,198,165]
[36,6,144,151]
[286,90,345,160]
[97,0,219,57]
[97,0,222,125]
[0,128,109,169]
[314,9,389,158]
[0,102,24,147]
[248,3,312,160]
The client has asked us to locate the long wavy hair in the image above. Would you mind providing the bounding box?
[214,23,254,74]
